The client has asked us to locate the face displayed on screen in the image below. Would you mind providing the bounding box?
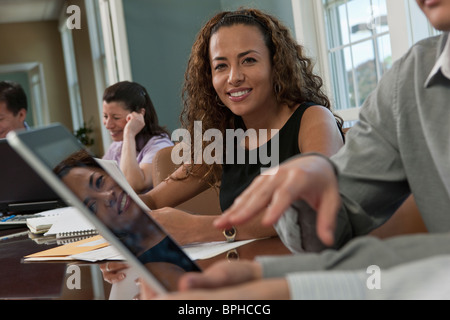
[59,163,167,255]
[61,165,139,224]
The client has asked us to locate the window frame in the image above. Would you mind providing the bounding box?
[85,0,113,154]
[59,17,84,131]
[291,0,439,124]
[0,62,49,127]
[98,0,132,85]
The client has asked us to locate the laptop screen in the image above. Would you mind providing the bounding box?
[0,138,63,213]
[8,125,200,292]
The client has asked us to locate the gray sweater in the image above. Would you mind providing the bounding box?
[334,32,450,241]
[258,33,450,297]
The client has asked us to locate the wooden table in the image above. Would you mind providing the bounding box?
[0,227,291,299]
[0,227,66,299]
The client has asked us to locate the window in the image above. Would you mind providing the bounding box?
[30,72,44,126]
[98,0,132,84]
[290,0,440,125]
[85,0,111,152]
[404,0,441,44]
[323,0,391,122]
[86,0,109,89]
[59,23,84,131]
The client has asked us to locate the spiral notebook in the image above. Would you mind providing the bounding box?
[26,206,97,238]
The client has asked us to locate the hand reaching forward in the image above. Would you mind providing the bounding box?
[138,259,290,300]
[214,154,341,246]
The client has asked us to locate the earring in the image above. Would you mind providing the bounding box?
[274,83,281,94]
[215,95,226,108]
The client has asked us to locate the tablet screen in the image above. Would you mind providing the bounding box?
[10,125,200,292]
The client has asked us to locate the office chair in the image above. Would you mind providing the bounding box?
[152,146,222,215]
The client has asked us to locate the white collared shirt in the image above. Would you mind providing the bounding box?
[425,33,450,86]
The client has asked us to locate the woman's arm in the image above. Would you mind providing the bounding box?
[150,207,277,245]
[140,164,211,209]
[120,111,153,193]
[298,105,344,156]
[214,106,344,246]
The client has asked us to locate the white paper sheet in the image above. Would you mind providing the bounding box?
[67,238,262,262]
[182,239,258,260]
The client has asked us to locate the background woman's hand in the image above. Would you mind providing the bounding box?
[99,261,129,284]
[124,110,145,138]
[149,207,203,245]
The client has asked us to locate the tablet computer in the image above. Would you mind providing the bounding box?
[7,124,201,293]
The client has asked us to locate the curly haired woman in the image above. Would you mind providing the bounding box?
[140,8,345,246]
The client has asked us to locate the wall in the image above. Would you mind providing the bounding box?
[0,21,72,130]
[0,1,297,155]
[220,0,295,31]
[70,0,104,157]
[122,0,222,133]
[122,0,296,134]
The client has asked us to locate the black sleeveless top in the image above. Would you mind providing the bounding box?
[219,102,316,211]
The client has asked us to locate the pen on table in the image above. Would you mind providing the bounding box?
[0,230,29,241]
[1,215,16,222]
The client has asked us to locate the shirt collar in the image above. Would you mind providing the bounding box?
[425,33,450,87]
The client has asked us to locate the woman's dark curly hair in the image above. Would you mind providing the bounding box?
[180,8,343,187]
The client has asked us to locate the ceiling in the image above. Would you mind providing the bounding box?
[0,0,65,24]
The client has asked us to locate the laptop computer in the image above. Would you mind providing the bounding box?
[0,138,64,214]
[7,124,201,293]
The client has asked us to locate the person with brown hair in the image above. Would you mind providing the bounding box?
[138,8,344,246]
[138,0,450,300]
[0,81,28,138]
[102,81,173,193]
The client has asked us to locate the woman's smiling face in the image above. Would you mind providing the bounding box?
[61,166,139,227]
[102,101,130,142]
[209,24,277,119]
